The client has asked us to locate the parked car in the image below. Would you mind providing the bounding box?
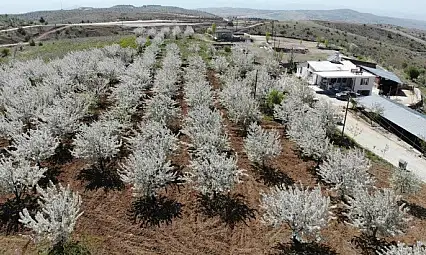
[336,91,361,101]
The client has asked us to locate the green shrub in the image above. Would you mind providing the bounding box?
[224,46,231,53]
[29,39,36,46]
[266,90,285,115]
[1,48,10,57]
[17,27,26,35]
[405,66,420,81]
[119,36,137,49]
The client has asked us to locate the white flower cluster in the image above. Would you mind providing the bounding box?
[120,120,178,198]
[230,44,255,74]
[183,26,195,38]
[261,184,333,243]
[19,182,83,246]
[244,122,281,166]
[0,44,139,248]
[211,55,229,74]
[319,148,374,197]
[344,188,411,238]
[119,43,182,198]
[274,78,336,160]
[153,43,182,97]
[182,54,244,196]
[378,242,426,255]
[219,76,261,128]
[72,120,122,168]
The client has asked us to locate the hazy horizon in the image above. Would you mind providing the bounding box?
[1,1,425,22]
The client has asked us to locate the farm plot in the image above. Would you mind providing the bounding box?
[0,26,425,255]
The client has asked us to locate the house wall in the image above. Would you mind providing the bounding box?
[297,66,316,84]
[353,77,374,96]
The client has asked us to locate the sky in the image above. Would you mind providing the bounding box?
[1,0,425,21]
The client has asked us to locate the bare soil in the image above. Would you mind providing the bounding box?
[0,71,425,255]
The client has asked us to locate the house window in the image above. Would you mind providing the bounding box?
[361,78,369,85]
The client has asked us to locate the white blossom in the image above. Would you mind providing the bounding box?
[183,26,195,38]
[119,144,176,198]
[219,79,261,128]
[231,44,255,74]
[184,80,214,108]
[172,26,182,39]
[0,156,46,198]
[390,167,422,196]
[244,122,281,166]
[39,94,90,136]
[10,126,59,163]
[147,27,157,38]
[378,242,426,255]
[319,148,374,198]
[134,27,146,36]
[287,107,331,160]
[260,184,333,243]
[0,115,23,139]
[72,120,122,166]
[187,150,245,195]
[345,188,411,238]
[127,120,178,157]
[211,56,229,74]
[102,44,135,64]
[19,181,83,246]
[182,106,229,155]
[144,94,180,127]
[314,100,342,135]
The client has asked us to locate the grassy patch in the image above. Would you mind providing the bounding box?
[119,36,137,49]
[14,35,129,61]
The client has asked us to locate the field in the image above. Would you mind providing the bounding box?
[0,29,425,255]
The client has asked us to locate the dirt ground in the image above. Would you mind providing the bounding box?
[1,70,425,255]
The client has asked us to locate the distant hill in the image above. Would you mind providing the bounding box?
[198,8,426,30]
[12,5,220,24]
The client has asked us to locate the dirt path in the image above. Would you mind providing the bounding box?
[35,25,69,41]
[381,27,426,46]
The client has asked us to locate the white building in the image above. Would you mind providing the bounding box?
[296,60,375,96]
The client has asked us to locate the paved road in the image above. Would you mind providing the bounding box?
[0,20,205,48]
[0,20,205,34]
[311,86,426,181]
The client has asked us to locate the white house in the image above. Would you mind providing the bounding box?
[296,60,375,96]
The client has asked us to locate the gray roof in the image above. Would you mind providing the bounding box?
[360,66,402,84]
[356,95,426,141]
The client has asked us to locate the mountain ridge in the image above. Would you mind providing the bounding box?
[9,5,220,24]
[198,7,426,30]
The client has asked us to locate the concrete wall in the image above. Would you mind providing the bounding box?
[353,77,374,95]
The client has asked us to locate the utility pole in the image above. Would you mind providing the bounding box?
[342,95,351,137]
[272,20,275,48]
[253,70,258,99]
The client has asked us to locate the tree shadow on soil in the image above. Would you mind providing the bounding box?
[128,195,183,227]
[273,241,337,255]
[0,196,38,234]
[401,200,426,220]
[77,166,124,192]
[254,165,294,187]
[37,166,62,188]
[48,241,91,255]
[49,142,74,165]
[351,233,396,255]
[197,193,256,229]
